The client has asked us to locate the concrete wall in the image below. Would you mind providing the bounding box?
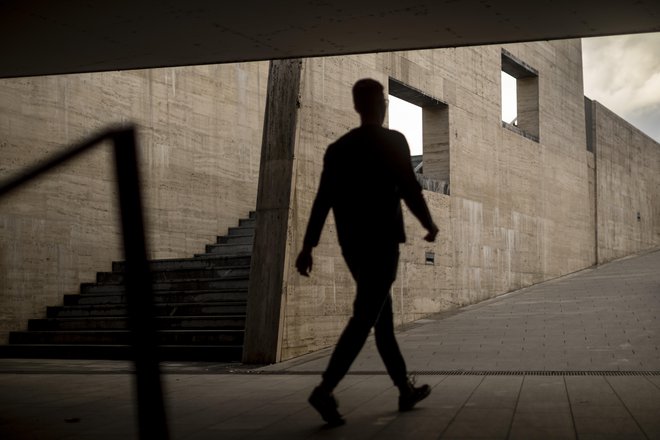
[0,63,268,342]
[279,40,595,360]
[589,100,660,262]
[2,40,657,359]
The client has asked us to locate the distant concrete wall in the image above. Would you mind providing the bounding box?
[589,99,660,263]
[279,40,595,360]
[0,63,268,343]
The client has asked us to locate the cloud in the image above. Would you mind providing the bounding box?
[582,32,660,142]
[630,102,660,142]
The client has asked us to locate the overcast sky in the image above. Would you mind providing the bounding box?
[391,32,660,154]
[582,32,660,143]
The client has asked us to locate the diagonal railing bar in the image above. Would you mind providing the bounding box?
[0,130,111,198]
[0,126,169,439]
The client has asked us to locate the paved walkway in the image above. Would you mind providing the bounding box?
[1,250,659,439]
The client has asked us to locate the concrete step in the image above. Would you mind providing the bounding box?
[203,243,253,256]
[111,255,251,273]
[217,234,254,245]
[64,289,248,306]
[0,344,243,361]
[47,301,247,318]
[97,266,250,284]
[239,218,255,228]
[81,277,248,294]
[28,316,246,331]
[9,330,244,346]
[227,226,255,237]
[3,211,257,362]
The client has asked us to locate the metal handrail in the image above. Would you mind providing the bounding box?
[0,126,169,439]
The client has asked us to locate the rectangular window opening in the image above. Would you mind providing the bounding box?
[388,78,450,195]
[501,71,517,125]
[388,95,423,156]
[501,49,539,142]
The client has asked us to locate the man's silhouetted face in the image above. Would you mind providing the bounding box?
[353,79,387,126]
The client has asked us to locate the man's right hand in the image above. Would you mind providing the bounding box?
[424,224,439,242]
[296,247,313,276]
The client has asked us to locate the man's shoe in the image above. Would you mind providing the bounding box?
[398,377,431,411]
[308,387,346,426]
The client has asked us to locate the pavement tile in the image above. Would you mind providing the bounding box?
[645,375,660,388]
[573,417,646,439]
[565,376,623,408]
[508,411,575,440]
[439,438,502,440]
[376,413,454,440]
[1,250,660,439]
[515,376,571,413]
[570,404,630,419]
[627,409,660,439]
[441,408,513,438]
[605,376,660,410]
[461,376,522,409]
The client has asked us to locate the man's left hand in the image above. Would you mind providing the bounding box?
[296,248,313,276]
[424,224,439,242]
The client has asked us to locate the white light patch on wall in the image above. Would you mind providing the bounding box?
[388,95,423,155]
[501,71,517,124]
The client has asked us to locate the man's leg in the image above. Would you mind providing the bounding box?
[373,295,408,386]
[319,271,391,392]
[374,294,431,411]
[309,249,394,425]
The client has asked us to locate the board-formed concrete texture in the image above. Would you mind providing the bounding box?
[244,59,304,363]
[588,99,660,263]
[0,40,659,358]
[0,63,268,343]
[279,40,601,360]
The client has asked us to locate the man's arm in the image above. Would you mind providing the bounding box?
[390,133,438,241]
[296,155,333,276]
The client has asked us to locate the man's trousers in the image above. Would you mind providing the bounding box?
[320,243,408,391]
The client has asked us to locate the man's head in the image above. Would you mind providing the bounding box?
[352,79,386,125]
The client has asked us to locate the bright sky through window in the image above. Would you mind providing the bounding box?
[389,73,519,156]
[501,71,517,124]
[388,95,423,156]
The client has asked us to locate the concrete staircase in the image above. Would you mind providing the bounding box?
[0,212,256,361]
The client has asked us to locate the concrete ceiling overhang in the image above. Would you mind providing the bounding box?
[1,0,659,78]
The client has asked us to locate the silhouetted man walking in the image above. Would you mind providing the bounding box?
[296,78,439,426]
